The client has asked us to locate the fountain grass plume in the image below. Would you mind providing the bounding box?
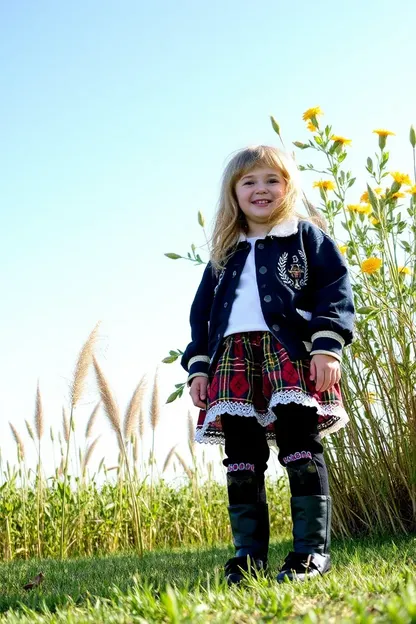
[85,401,101,439]
[124,374,147,440]
[70,323,100,409]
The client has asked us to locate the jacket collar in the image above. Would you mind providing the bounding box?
[238,215,299,242]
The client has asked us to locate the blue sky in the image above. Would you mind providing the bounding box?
[0,0,414,480]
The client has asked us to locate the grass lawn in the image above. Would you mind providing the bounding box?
[0,534,415,623]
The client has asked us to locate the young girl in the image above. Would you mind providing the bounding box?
[181,145,355,585]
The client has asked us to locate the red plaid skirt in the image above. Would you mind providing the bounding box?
[195,332,349,445]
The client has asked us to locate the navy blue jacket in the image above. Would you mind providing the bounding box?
[181,216,355,384]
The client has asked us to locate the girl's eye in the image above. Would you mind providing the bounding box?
[243,181,254,185]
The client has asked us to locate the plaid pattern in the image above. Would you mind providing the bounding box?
[195,331,349,446]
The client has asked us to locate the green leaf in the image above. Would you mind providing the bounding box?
[357,306,378,315]
[293,141,309,149]
[366,157,373,173]
[166,389,181,404]
[198,211,205,227]
[270,115,281,136]
[162,356,177,364]
[165,253,182,260]
[410,125,416,148]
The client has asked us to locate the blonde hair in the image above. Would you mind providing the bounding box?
[209,145,324,272]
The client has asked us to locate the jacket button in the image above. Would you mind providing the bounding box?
[258,243,264,249]
[232,271,237,277]
[264,295,272,303]
[272,324,280,332]
[224,302,228,308]
[259,266,267,274]
[217,333,221,339]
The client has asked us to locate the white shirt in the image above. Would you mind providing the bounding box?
[224,236,269,337]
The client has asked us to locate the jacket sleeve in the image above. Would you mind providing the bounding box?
[181,261,217,385]
[307,230,355,362]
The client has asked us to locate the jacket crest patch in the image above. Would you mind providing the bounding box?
[277,251,308,290]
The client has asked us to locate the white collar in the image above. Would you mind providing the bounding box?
[238,215,299,242]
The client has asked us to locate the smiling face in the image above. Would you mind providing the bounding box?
[234,166,287,236]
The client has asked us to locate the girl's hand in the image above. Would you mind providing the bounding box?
[189,376,208,408]
[310,353,341,392]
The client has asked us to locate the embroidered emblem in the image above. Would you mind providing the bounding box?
[227,462,255,473]
[277,250,308,290]
[283,451,312,465]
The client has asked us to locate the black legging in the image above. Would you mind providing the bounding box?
[221,403,329,505]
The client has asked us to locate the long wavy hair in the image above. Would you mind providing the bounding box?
[209,145,326,272]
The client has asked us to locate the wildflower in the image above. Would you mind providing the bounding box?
[360,188,382,203]
[347,204,360,213]
[303,106,323,121]
[367,392,377,404]
[373,129,395,137]
[370,217,380,225]
[355,204,372,215]
[398,266,412,276]
[306,121,317,132]
[390,172,412,186]
[392,192,406,199]
[313,180,335,191]
[406,185,416,195]
[361,257,382,274]
[330,135,352,145]
[338,245,348,255]
[373,129,395,150]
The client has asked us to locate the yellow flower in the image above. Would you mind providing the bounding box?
[390,172,412,186]
[407,185,416,195]
[392,192,406,199]
[367,392,377,404]
[338,245,348,255]
[330,135,352,145]
[373,129,395,137]
[303,106,324,121]
[361,257,382,274]
[356,204,372,215]
[306,121,318,132]
[313,180,336,191]
[370,217,380,225]
[398,266,412,275]
[360,188,382,203]
[347,204,360,213]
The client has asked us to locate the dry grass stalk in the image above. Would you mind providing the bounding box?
[174,451,193,480]
[25,420,35,441]
[82,435,101,473]
[150,370,161,431]
[34,382,44,440]
[187,410,195,456]
[123,374,147,440]
[71,322,100,409]
[133,435,139,464]
[93,357,122,450]
[9,423,25,462]
[138,406,145,439]
[62,407,70,443]
[85,401,101,439]
[163,445,177,472]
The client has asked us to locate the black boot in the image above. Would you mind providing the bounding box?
[277,495,332,583]
[225,503,269,585]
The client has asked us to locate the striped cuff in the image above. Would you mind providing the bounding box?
[310,331,344,361]
[309,349,342,363]
[187,372,209,386]
[187,355,210,386]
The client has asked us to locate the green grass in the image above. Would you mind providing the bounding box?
[1,535,415,622]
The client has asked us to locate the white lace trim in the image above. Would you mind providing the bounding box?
[194,389,349,444]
